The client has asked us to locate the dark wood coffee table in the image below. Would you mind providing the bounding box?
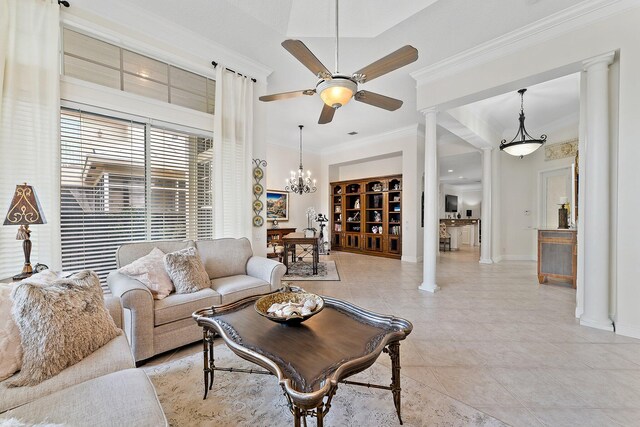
[192,289,413,426]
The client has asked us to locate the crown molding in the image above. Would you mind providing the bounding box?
[62,4,272,81]
[410,0,640,86]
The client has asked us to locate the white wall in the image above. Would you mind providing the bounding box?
[498,133,576,260]
[266,143,322,232]
[462,189,482,218]
[338,156,402,181]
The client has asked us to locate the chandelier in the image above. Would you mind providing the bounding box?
[286,125,317,195]
[499,88,547,158]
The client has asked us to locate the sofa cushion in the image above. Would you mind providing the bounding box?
[118,247,174,299]
[196,238,253,279]
[154,288,221,327]
[0,284,22,382]
[164,247,210,294]
[0,334,133,413]
[116,240,194,269]
[8,270,121,387]
[4,369,167,427]
[210,275,271,305]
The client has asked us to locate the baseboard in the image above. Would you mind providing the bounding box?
[479,258,493,264]
[615,322,640,340]
[402,255,423,263]
[492,255,504,263]
[500,255,536,261]
[580,317,614,332]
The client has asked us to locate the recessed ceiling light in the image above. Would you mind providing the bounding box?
[447,169,453,173]
[348,131,358,135]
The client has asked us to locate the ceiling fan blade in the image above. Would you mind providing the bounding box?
[353,45,418,83]
[282,39,332,79]
[318,104,336,124]
[259,89,316,102]
[354,91,403,111]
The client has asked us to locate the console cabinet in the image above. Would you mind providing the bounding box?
[537,229,577,288]
[331,175,402,259]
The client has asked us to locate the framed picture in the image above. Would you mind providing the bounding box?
[266,190,289,221]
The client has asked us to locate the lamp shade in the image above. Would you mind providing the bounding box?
[317,77,357,109]
[4,184,46,226]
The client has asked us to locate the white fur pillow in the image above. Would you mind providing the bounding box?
[7,270,121,387]
[118,247,174,299]
[0,284,23,382]
[164,247,210,294]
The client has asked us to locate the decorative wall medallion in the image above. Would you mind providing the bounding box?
[252,159,267,227]
[545,138,578,161]
[253,167,264,180]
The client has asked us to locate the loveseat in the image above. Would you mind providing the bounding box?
[0,297,167,426]
[108,237,286,362]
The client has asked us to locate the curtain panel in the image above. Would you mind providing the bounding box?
[0,0,61,277]
[213,67,254,240]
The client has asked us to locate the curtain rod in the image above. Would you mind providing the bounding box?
[58,0,70,7]
[211,61,256,83]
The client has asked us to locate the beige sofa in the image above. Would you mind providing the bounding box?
[0,297,167,426]
[108,237,286,362]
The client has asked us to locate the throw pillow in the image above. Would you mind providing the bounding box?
[118,247,174,299]
[164,247,210,294]
[0,284,23,382]
[7,270,121,387]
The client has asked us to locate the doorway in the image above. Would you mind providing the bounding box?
[539,166,573,229]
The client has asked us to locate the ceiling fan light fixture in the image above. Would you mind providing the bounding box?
[317,77,357,109]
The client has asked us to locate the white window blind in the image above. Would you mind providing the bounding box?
[60,108,213,287]
[61,110,147,283]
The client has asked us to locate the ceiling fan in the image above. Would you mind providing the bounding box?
[259,0,418,125]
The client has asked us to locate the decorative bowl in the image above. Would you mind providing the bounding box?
[254,291,324,324]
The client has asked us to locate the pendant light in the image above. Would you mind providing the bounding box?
[499,89,547,158]
[285,125,317,195]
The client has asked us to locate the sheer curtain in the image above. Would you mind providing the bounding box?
[0,0,61,277]
[213,67,254,239]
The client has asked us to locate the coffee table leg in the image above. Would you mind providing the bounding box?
[388,342,403,424]
[209,334,215,391]
[203,330,209,399]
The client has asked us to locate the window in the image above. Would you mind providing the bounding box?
[62,29,216,115]
[60,109,213,287]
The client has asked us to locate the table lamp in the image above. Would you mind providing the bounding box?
[558,196,569,229]
[3,183,46,280]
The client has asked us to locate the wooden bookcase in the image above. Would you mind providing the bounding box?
[330,175,402,259]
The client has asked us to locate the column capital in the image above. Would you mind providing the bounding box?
[419,107,438,116]
[481,147,493,152]
[583,51,615,70]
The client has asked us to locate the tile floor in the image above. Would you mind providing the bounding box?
[147,246,640,426]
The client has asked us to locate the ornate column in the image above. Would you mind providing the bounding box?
[419,108,440,293]
[479,147,493,264]
[580,52,615,331]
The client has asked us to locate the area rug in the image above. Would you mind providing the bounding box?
[144,345,505,427]
[283,260,340,281]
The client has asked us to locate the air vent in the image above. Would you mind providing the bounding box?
[348,131,358,135]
